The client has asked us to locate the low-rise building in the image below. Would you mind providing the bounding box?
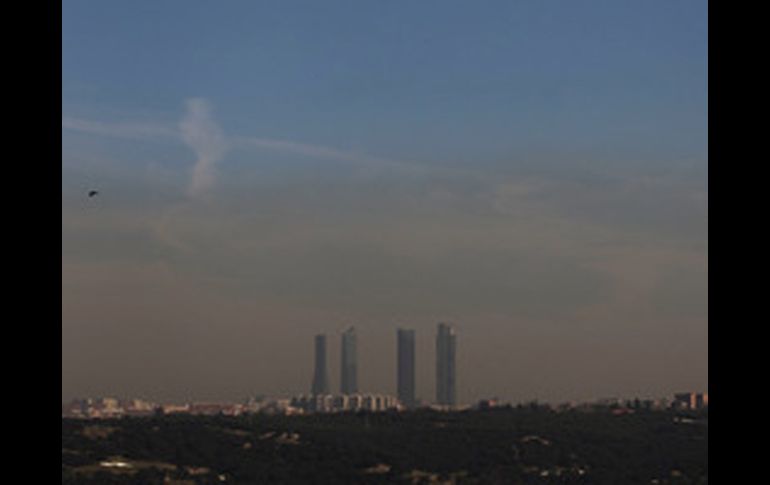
[673,392,708,410]
[290,393,400,413]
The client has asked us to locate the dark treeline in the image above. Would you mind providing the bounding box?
[62,406,707,484]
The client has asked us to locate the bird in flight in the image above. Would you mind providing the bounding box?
[88,190,99,198]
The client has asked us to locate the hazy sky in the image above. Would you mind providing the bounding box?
[62,1,707,405]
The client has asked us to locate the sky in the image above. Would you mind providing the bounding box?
[62,1,708,405]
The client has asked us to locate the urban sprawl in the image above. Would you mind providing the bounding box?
[63,323,708,419]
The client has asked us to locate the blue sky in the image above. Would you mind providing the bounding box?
[63,1,706,163]
[62,1,707,404]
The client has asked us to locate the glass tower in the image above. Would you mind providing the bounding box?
[397,328,416,407]
[340,327,358,394]
[311,334,330,395]
[436,323,457,406]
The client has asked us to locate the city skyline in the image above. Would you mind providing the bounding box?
[61,316,706,405]
[63,1,707,405]
[62,389,709,419]
[61,320,707,406]
[315,325,456,406]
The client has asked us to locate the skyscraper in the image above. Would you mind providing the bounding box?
[397,328,416,408]
[340,326,358,394]
[311,334,330,395]
[436,323,457,407]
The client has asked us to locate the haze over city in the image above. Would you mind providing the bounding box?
[62,1,707,406]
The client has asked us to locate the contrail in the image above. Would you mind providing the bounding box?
[61,117,177,139]
[62,102,451,183]
[63,98,484,196]
[179,98,228,198]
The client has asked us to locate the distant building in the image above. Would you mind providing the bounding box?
[477,398,500,410]
[188,402,243,416]
[333,394,350,410]
[259,398,297,415]
[62,398,88,418]
[121,398,155,416]
[397,328,416,408]
[63,397,148,419]
[161,403,191,414]
[436,323,457,407]
[291,393,399,413]
[341,327,358,394]
[311,334,330,395]
[243,396,265,413]
[673,392,708,410]
[100,397,120,411]
[596,397,622,407]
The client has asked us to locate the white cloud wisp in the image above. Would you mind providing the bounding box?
[179,98,229,198]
